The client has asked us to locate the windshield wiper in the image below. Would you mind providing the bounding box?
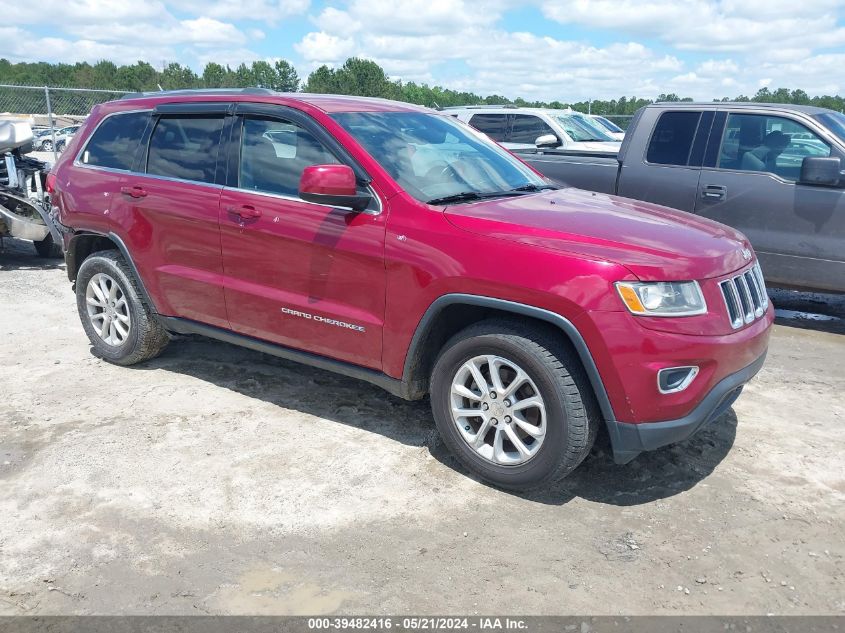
[509,183,558,193]
[425,190,529,205]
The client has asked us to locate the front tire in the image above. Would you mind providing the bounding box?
[430,319,597,490]
[75,250,169,365]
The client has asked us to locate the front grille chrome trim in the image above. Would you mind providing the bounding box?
[719,262,767,329]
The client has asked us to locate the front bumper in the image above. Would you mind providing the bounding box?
[606,351,767,464]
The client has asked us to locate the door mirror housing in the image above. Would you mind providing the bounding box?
[799,156,843,187]
[299,164,372,211]
[534,134,561,149]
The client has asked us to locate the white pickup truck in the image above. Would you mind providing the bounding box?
[445,105,622,153]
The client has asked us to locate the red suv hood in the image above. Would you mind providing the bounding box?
[444,188,753,281]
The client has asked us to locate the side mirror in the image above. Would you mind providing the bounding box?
[800,156,842,187]
[534,134,561,149]
[299,164,372,211]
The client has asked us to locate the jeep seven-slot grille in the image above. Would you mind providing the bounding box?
[719,262,768,329]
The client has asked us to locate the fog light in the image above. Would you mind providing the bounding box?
[657,366,699,394]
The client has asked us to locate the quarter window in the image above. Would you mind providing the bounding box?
[647,111,701,166]
[507,115,557,144]
[718,113,831,181]
[79,112,149,171]
[146,115,225,184]
[239,117,339,197]
[468,114,509,142]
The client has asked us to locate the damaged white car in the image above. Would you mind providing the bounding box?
[0,121,62,258]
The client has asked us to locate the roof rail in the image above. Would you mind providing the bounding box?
[440,104,520,110]
[120,87,277,100]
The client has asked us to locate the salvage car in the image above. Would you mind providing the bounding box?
[49,90,772,489]
[515,102,845,294]
[0,121,62,256]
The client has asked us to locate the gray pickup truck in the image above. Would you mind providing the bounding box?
[514,102,845,293]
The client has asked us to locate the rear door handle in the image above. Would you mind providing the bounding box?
[120,185,147,199]
[701,184,727,201]
[226,204,262,220]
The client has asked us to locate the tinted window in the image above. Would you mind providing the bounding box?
[80,112,149,171]
[468,114,508,142]
[333,111,546,204]
[239,117,338,197]
[147,115,224,183]
[647,111,701,165]
[815,112,845,144]
[718,113,831,180]
[508,115,556,144]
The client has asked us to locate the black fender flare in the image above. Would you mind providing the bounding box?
[66,230,159,314]
[402,293,617,425]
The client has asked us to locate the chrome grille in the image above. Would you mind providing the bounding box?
[720,262,768,329]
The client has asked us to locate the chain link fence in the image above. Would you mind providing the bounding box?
[0,85,126,162]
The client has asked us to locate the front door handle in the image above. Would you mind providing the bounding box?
[120,185,147,199]
[226,204,262,220]
[701,184,727,201]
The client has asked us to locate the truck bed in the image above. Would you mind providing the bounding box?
[513,148,620,194]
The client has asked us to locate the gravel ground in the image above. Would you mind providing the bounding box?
[0,237,843,615]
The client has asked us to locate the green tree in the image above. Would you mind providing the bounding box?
[274,60,299,92]
[304,65,338,93]
[202,62,227,88]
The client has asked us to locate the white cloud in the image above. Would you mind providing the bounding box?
[68,17,248,48]
[0,0,169,25]
[294,31,357,66]
[169,0,309,23]
[541,0,845,55]
[0,27,174,66]
[292,0,845,102]
[2,0,844,102]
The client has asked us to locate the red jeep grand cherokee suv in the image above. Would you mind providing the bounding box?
[50,89,773,490]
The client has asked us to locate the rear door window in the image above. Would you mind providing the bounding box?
[79,111,149,171]
[647,111,702,166]
[468,114,509,142]
[507,115,556,144]
[146,115,225,184]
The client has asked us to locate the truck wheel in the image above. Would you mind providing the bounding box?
[33,234,63,258]
[430,319,597,490]
[75,250,169,366]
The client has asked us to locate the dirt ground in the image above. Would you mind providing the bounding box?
[0,237,843,616]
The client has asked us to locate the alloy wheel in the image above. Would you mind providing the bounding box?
[449,354,547,465]
[85,273,131,346]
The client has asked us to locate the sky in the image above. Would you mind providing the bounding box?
[1,0,845,102]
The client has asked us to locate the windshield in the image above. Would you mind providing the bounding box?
[815,112,845,145]
[332,111,548,204]
[595,116,624,134]
[553,114,615,142]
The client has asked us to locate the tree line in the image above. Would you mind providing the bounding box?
[2,56,844,117]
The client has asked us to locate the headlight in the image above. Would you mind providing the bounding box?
[615,281,706,316]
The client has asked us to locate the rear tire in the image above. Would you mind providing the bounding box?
[75,250,169,365]
[33,234,63,258]
[430,319,597,491]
